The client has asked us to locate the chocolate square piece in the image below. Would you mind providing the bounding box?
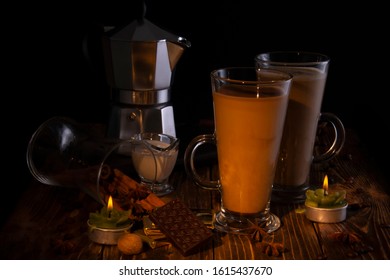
[148,199,213,256]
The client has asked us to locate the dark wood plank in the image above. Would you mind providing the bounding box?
[272,203,324,259]
[1,128,388,260]
[310,128,390,260]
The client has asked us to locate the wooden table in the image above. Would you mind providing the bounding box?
[1,127,389,260]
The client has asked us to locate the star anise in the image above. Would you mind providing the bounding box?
[329,231,361,245]
[328,230,373,255]
[251,226,268,242]
[249,220,286,257]
[255,241,285,257]
[51,238,76,255]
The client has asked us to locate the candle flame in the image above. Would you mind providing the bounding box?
[107,195,113,211]
[323,175,329,196]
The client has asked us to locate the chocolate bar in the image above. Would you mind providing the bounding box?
[148,199,213,256]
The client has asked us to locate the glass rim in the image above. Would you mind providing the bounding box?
[210,66,292,85]
[255,51,330,66]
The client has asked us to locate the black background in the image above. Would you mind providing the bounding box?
[4,1,389,225]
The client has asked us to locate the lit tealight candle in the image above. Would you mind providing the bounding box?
[323,174,329,196]
[107,195,113,219]
[304,175,348,223]
[87,195,134,245]
[88,195,132,229]
[305,175,347,208]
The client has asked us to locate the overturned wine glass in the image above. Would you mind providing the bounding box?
[26,116,158,205]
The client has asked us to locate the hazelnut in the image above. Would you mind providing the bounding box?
[117,233,143,255]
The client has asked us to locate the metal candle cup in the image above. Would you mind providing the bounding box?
[87,196,133,245]
[87,220,132,245]
[304,175,348,223]
[305,203,348,223]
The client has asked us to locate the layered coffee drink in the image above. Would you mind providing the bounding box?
[255,52,345,203]
[273,68,327,188]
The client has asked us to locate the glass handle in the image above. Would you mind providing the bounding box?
[184,134,220,191]
[313,112,346,163]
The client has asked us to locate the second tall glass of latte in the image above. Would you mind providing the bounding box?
[255,52,345,203]
[184,67,292,234]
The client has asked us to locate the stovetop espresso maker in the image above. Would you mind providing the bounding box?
[103,5,191,140]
